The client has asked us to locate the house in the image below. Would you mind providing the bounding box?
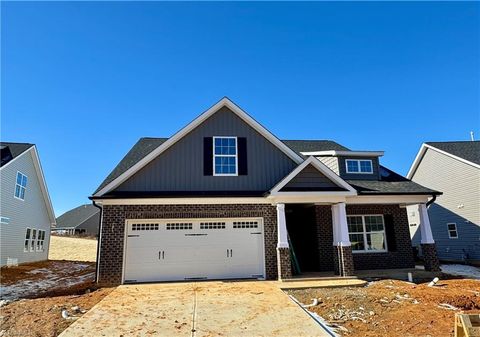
[90,98,441,285]
[0,142,55,266]
[407,141,480,264]
[53,204,100,236]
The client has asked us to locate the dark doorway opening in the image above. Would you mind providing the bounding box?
[285,204,320,272]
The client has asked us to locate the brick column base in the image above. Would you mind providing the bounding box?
[277,247,292,280]
[421,243,441,272]
[333,245,355,276]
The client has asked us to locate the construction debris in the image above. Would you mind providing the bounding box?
[428,277,440,287]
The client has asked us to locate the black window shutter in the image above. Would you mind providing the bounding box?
[237,137,248,175]
[203,137,213,175]
[384,214,397,252]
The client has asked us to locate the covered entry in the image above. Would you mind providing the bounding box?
[123,218,265,283]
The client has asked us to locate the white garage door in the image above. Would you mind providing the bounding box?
[123,218,265,283]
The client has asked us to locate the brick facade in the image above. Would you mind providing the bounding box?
[98,202,416,285]
[276,247,292,280]
[421,243,441,272]
[314,204,415,272]
[333,245,355,276]
[98,204,278,286]
[347,204,415,270]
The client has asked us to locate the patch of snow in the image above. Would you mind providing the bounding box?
[441,264,480,279]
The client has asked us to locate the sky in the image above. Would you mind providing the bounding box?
[1,2,479,216]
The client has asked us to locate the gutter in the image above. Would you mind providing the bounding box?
[92,200,103,283]
[426,194,437,208]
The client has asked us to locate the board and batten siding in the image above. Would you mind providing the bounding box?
[281,164,342,191]
[115,107,298,193]
[0,149,51,266]
[409,147,480,262]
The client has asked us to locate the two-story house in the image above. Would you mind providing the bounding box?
[0,142,55,266]
[407,141,480,264]
[91,98,441,285]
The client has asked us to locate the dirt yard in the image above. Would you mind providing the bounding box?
[48,236,97,262]
[0,260,112,337]
[287,278,480,337]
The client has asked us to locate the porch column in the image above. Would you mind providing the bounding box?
[418,203,441,271]
[276,204,292,280]
[331,203,354,276]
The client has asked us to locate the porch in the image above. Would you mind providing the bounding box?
[275,202,440,280]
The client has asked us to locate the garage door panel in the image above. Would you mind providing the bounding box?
[124,218,264,283]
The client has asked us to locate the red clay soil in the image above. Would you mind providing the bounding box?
[287,279,480,337]
[0,288,113,337]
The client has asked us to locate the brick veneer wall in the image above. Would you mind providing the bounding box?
[333,245,355,276]
[315,205,335,272]
[98,204,278,286]
[421,243,441,272]
[277,247,292,280]
[346,204,415,270]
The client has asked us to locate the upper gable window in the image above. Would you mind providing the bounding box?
[213,137,237,176]
[346,159,373,174]
[14,172,28,200]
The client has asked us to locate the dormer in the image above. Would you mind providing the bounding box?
[300,150,384,181]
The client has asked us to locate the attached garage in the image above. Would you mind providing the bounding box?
[123,218,265,283]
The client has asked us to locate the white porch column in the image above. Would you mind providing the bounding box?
[331,202,351,246]
[276,203,289,248]
[418,203,435,244]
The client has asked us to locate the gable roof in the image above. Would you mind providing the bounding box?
[94,98,304,196]
[55,204,100,229]
[0,142,34,167]
[269,156,357,195]
[407,141,480,179]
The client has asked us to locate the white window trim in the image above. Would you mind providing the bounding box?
[447,223,458,239]
[14,171,27,201]
[345,159,373,174]
[36,230,45,252]
[24,227,31,252]
[30,228,37,252]
[212,136,238,176]
[347,214,388,253]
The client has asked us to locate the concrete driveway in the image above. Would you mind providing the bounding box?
[60,281,330,337]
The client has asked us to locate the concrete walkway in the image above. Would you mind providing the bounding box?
[60,281,330,337]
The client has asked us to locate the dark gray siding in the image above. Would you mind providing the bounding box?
[337,156,380,180]
[115,107,298,192]
[281,164,341,191]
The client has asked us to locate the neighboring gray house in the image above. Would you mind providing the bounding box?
[91,97,441,286]
[407,141,480,264]
[0,142,55,266]
[53,204,100,236]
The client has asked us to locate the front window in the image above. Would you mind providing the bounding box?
[348,215,387,252]
[346,159,373,174]
[213,137,237,176]
[447,223,458,239]
[36,230,45,251]
[14,172,28,200]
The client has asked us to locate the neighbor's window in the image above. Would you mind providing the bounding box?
[36,230,45,251]
[213,137,237,176]
[346,159,373,174]
[24,228,31,252]
[0,217,10,224]
[347,215,387,252]
[30,229,36,252]
[14,172,28,200]
[447,223,458,239]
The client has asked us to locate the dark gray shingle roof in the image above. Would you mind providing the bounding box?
[282,140,350,155]
[94,137,168,193]
[426,141,480,165]
[348,166,439,195]
[0,142,34,167]
[55,204,100,228]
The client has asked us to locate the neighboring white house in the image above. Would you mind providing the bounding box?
[0,142,56,266]
[407,141,480,264]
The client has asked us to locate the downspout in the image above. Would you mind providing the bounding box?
[92,200,103,283]
[426,194,437,208]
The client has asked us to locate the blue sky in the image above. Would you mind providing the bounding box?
[2,2,479,216]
